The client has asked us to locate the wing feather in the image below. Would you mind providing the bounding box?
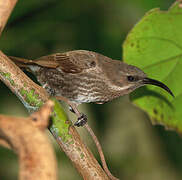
[35,50,97,73]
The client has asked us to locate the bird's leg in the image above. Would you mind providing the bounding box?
[55,96,87,127]
[69,103,87,127]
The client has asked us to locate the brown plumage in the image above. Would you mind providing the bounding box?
[8,50,173,126]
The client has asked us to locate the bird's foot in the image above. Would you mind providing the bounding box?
[74,113,87,127]
[55,97,87,127]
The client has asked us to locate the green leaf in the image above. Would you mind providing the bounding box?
[123,1,182,133]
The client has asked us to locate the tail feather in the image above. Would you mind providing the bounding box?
[8,55,59,68]
[8,56,33,68]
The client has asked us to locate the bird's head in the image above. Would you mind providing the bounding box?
[114,62,174,97]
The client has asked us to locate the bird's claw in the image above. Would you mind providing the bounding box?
[74,113,87,127]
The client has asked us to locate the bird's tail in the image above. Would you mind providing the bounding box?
[8,55,59,69]
[8,56,34,69]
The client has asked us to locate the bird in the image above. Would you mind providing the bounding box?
[8,50,174,126]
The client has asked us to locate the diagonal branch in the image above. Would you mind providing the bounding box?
[0,52,109,180]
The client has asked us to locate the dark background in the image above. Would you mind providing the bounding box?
[1,0,182,179]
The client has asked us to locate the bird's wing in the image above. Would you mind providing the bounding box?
[35,50,97,73]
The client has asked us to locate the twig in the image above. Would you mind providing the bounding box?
[56,96,119,179]
[0,100,57,180]
[85,124,119,180]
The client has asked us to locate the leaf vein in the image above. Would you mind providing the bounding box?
[137,36,182,50]
[143,53,182,70]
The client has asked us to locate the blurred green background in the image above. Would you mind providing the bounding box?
[1,0,182,179]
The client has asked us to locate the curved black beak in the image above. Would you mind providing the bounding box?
[143,78,174,97]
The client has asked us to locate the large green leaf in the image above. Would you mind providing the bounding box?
[123,1,182,132]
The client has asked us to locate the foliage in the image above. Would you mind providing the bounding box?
[123,1,182,133]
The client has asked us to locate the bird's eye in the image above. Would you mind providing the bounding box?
[127,76,136,82]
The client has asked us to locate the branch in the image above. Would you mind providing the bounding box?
[0,50,109,180]
[0,0,17,35]
[85,124,119,180]
[0,100,57,180]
